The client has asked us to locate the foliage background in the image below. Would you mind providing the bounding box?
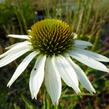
[0,0,109,109]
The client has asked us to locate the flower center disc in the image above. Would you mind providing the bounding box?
[30,19,73,56]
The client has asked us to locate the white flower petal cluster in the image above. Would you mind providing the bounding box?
[0,34,109,104]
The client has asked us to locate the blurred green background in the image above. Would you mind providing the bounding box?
[0,0,109,109]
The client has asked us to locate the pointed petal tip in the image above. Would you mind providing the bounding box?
[31,95,34,99]
[7,34,17,38]
[74,88,81,94]
[7,34,29,39]
[31,94,37,100]
[86,87,96,94]
[0,54,4,58]
[30,92,37,99]
[90,88,96,94]
[7,83,11,88]
[87,84,96,94]
[107,69,109,73]
[52,100,59,105]
[93,90,96,93]
[32,97,34,100]
[104,68,109,73]
[34,95,37,100]
[30,93,35,99]
[90,90,96,95]
[7,34,13,37]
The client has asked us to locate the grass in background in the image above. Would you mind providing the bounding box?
[0,0,109,108]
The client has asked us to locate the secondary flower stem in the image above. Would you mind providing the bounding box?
[91,30,101,51]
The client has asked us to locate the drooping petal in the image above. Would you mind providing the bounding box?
[7,51,38,87]
[55,55,80,93]
[0,46,31,68]
[29,55,46,99]
[8,34,29,39]
[67,57,96,93]
[70,52,109,72]
[0,41,31,58]
[5,44,17,50]
[73,48,109,62]
[5,41,31,50]
[74,40,92,47]
[45,56,61,105]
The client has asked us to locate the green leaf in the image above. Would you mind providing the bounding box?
[14,103,21,109]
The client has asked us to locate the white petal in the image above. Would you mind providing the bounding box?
[29,55,46,99]
[73,48,109,62]
[5,41,31,50]
[8,34,29,39]
[70,52,109,72]
[5,43,18,50]
[74,40,92,47]
[0,46,31,68]
[7,51,38,87]
[45,56,61,105]
[67,57,95,93]
[0,41,31,58]
[27,30,31,33]
[55,55,80,93]
[71,32,77,39]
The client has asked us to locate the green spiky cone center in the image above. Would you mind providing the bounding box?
[30,19,73,56]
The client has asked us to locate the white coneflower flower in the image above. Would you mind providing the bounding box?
[0,19,109,104]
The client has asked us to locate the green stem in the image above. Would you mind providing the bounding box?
[76,8,84,34]
[62,93,94,99]
[15,0,28,33]
[53,105,58,109]
[101,49,109,55]
[43,89,50,109]
[82,0,93,34]
[91,29,101,51]
[45,0,50,18]
[14,7,23,34]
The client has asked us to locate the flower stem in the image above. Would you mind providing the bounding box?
[53,105,58,109]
